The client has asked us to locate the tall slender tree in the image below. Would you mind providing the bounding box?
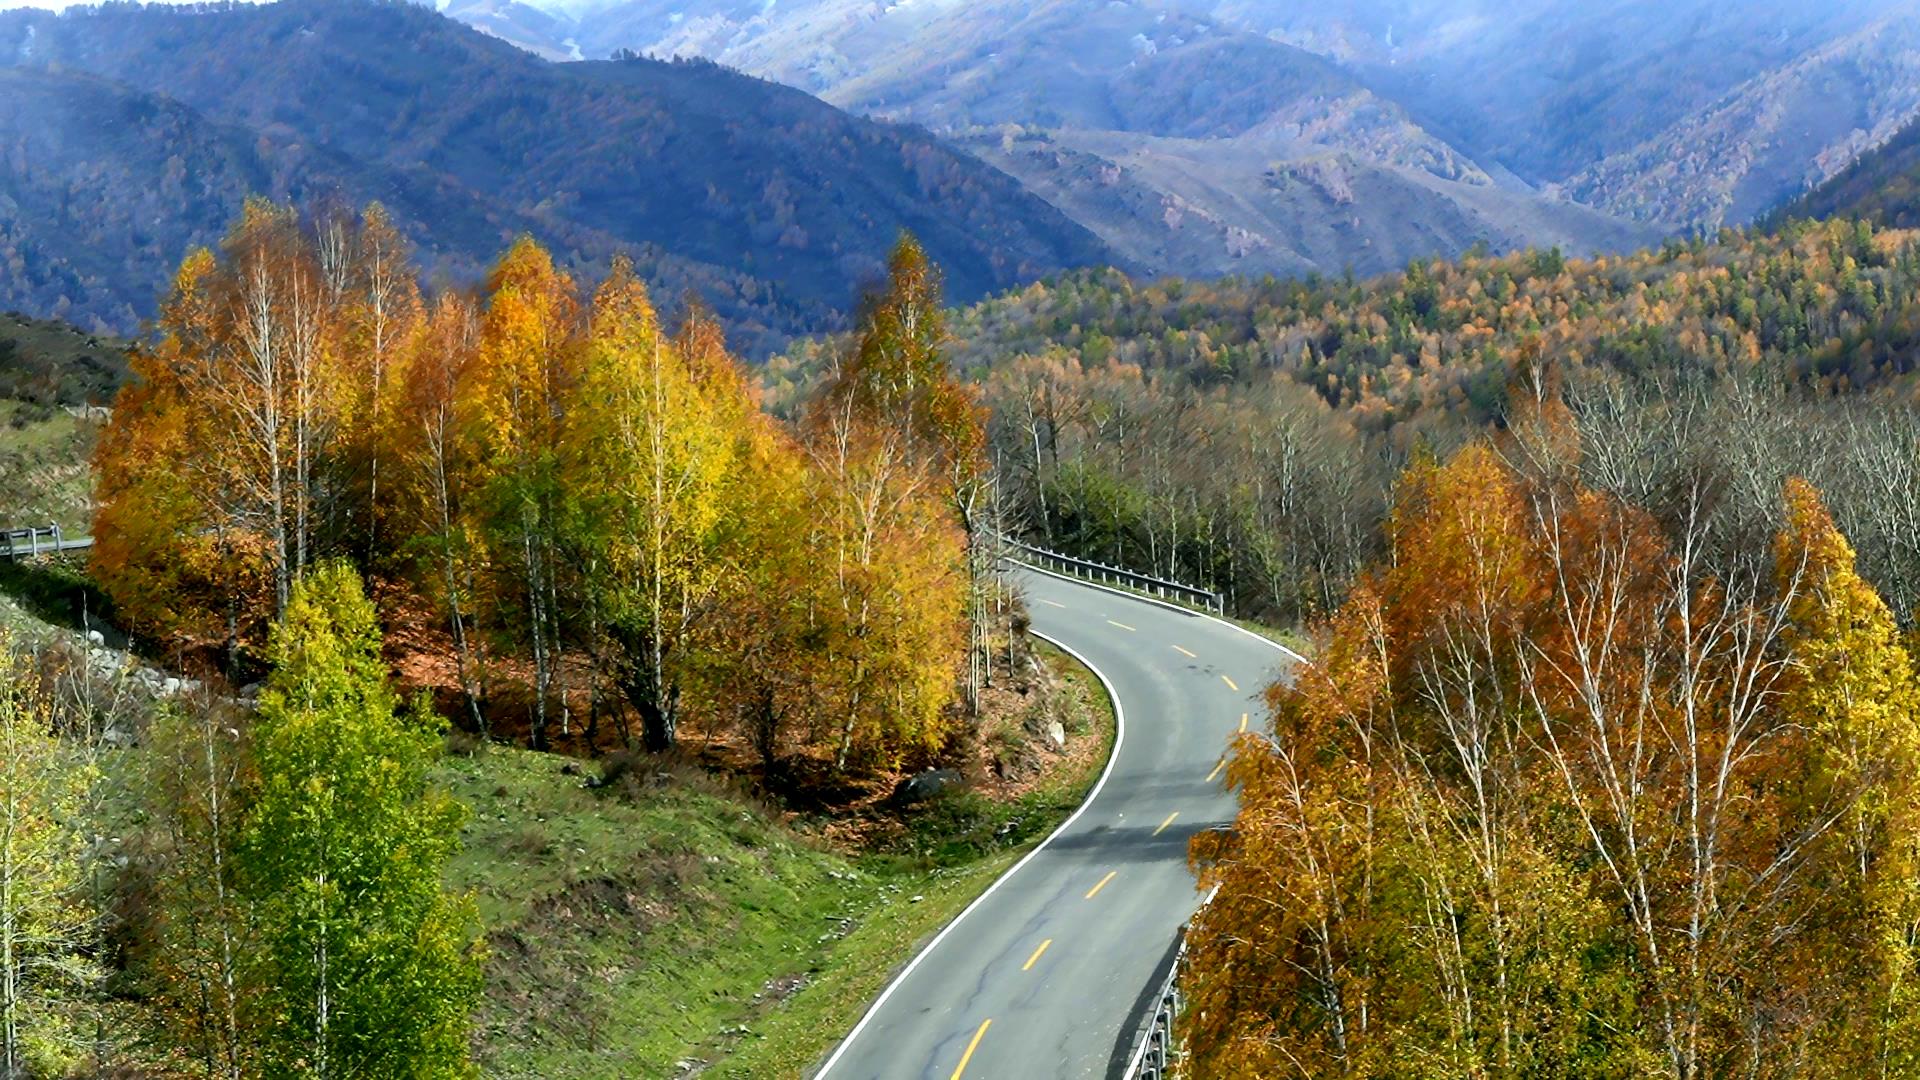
[466,238,579,751]
[239,563,482,1078]
[571,260,738,753]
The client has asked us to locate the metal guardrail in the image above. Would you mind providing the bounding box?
[998,535,1225,615]
[1,523,92,560]
[1122,931,1189,1079]
[1120,882,1220,1079]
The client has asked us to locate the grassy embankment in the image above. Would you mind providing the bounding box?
[452,639,1115,1078]
[0,399,95,535]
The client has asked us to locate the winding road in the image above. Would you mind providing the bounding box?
[814,567,1302,1079]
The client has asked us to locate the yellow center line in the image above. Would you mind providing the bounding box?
[1022,938,1052,971]
[1107,619,1137,631]
[1172,644,1197,658]
[1239,712,1249,734]
[1154,811,1180,836]
[1207,757,1227,783]
[1221,674,1239,692]
[951,1018,991,1080]
[1038,598,1067,608]
[1085,870,1118,899]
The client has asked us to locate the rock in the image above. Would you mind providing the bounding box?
[888,768,964,807]
[86,629,105,647]
[1047,720,1067,748]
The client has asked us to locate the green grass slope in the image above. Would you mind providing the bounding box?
[438,642,1113,1078]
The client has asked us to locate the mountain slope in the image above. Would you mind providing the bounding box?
[962,129,1660,281]
[1564,11,1920,229]
[465,0,1920,242]
[1773,112,1920,228]
[0,0,1113,350]
[0,64,552,334]
[1206,0,1906,184]
[471,0,1653,282]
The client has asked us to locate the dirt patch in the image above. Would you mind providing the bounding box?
[483,855,708,1058]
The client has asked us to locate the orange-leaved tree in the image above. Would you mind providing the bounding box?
[1188,432,1920,1077]
[462,237,581,750]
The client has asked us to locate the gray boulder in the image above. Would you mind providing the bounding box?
[889,768,964,808]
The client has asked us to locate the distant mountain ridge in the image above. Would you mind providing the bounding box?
[456,0,1920,273]
[0,0,1114,350]
[448,0,1660,282]
[1563,10,1920,229]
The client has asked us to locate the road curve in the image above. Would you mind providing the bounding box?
[814,568,1301,1079]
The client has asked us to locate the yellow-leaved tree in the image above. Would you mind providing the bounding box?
[464,237,580,751]
[570,259,740,753]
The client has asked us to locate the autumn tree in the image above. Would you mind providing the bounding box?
[92,200,361,661]
[570,261,739,753]
[327,204,423,562]
[465,238,580,750]
[0,634,102,1078]
[804,396,967,771]
[830,234,990,710]
[392,293,491,735]
[689,395,819,771]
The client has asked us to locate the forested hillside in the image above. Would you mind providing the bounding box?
[949,217,1920,640]
[959,219,1917,423]
[1776,112,1920,230]
[0,0,1111,352]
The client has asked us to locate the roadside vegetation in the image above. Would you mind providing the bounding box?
[0,560,1112,1077]
[0,198,1118,1077]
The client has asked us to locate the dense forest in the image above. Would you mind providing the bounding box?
[925,218,1920,632]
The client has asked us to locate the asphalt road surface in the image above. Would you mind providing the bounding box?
[814,567,1301,1079]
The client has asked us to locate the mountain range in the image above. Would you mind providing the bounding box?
[7,0,1920,349]
[443,0,1920,279]
[0,0,1110,351]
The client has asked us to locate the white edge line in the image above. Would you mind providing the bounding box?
[1010,559,1310,666]
[812,626,1128,1078]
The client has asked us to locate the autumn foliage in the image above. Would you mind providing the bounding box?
[1186,415,1920,1077]
[92,206,971,772]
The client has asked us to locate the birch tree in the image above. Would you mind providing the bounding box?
[239,563,482,1078]
[467,238,579,751]
[148,700,253,1080]
[571,261,737,753]
[0,635,100,1079]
